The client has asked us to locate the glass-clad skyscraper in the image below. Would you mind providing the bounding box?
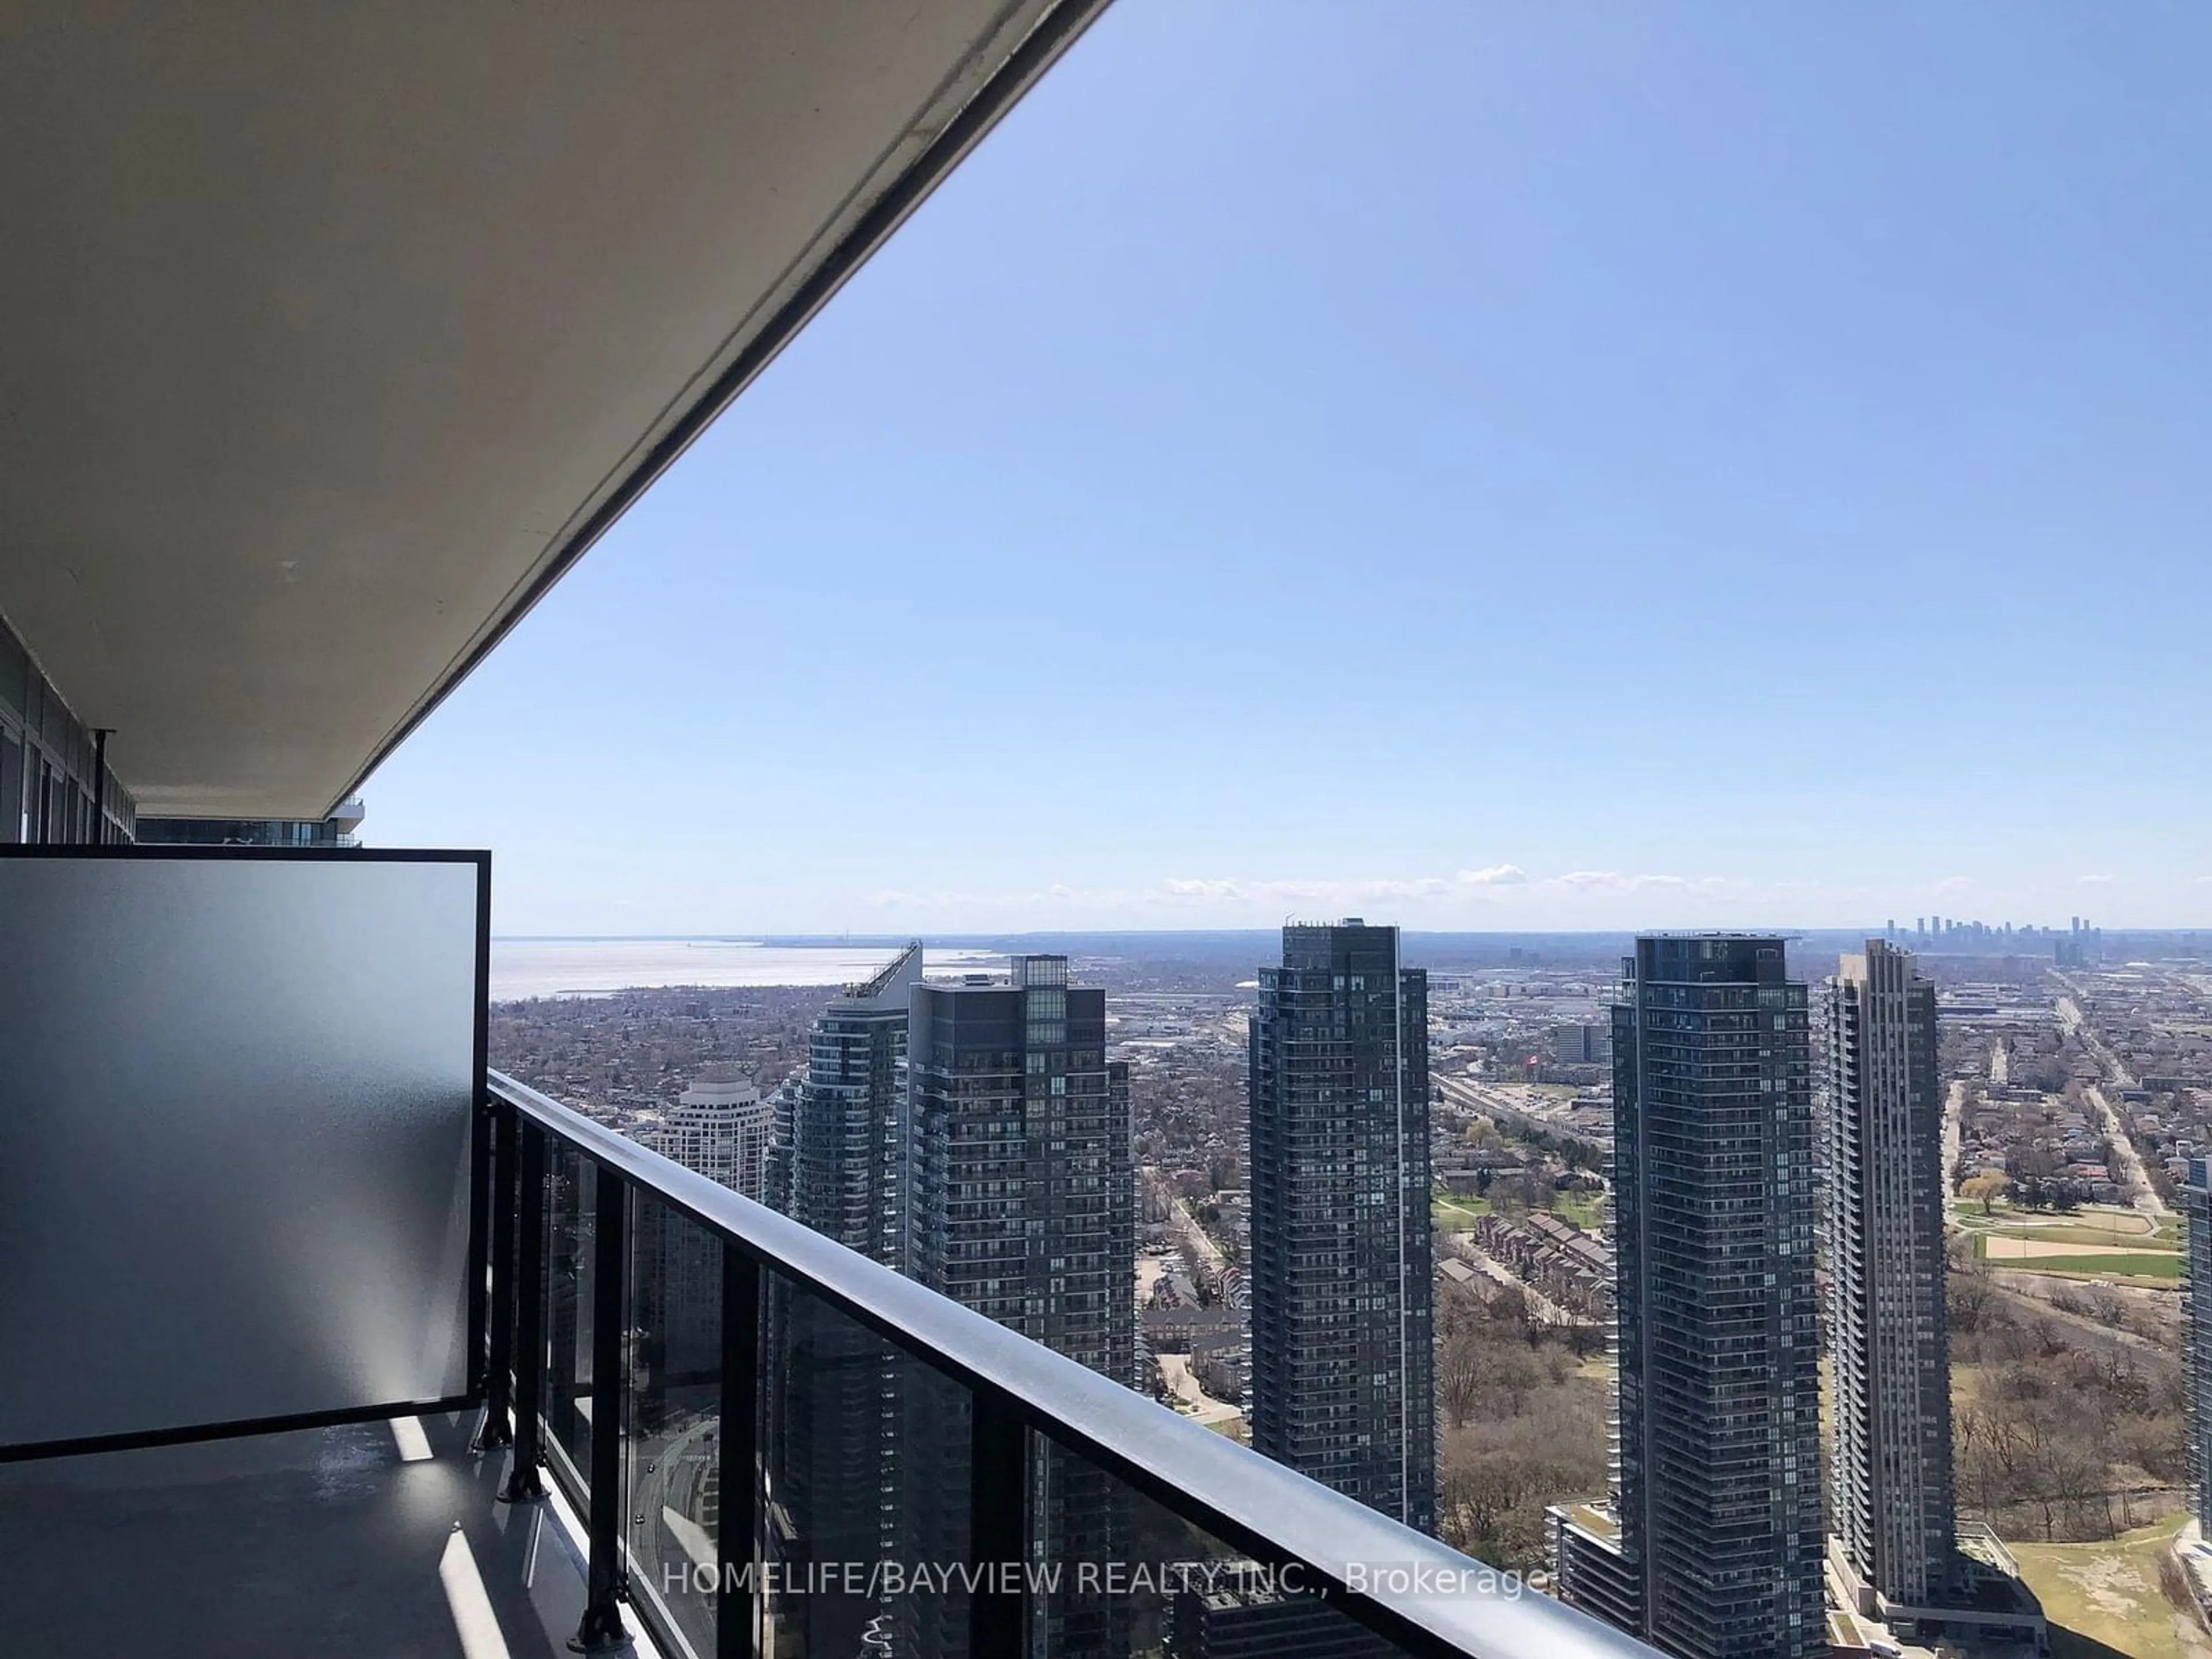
[763,942,922,1657]
[904,955,1137,1658]
[774,940,924,1259]
[1597,935,1822,1659]
[2187,1161,2212,1540]
[1248,919,1435,1533]
[1827,941,1957,1610]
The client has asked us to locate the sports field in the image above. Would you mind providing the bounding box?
[1955,1203,2182,1284]
[1982,1235,2170,1262]
[1994,1251,2184,1282]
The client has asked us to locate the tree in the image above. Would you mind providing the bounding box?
[2083,1288,2127,1331]
[1963,1172,2009,1214]
[1439,1338,1483,1431]
[1949,1267,1996,1334]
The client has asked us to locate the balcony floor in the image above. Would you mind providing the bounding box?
[0,1410,630,1658]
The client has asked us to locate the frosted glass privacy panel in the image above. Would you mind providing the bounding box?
[0,851,486,1452]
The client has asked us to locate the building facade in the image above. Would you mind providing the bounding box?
[2190,1160,2212,1533]
[133,800,363,847]
[1546,1502,1641,1636]
[1166,1581,1392,1658]
[640,1069,774,1199]
[908,955,1135,1381]
[774,940,923,1259]
[1,611,136,844]
[1552,1021,1612,1066]
[1602,935,1823,1659]
[626,1070,775,1387]
[1827,941,1957,1610]
[905,955,1137,1657]
[760,944,922,1659]
[1248,920,1435,1533]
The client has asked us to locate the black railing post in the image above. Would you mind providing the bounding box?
[573,1163,629,1653]
[478,1099,517,1450]
[719,1248,762,1659]
[969,1392,1027,1659]
[499,1119,548,1504]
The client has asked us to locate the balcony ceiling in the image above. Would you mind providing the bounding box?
[0,0,1099,818]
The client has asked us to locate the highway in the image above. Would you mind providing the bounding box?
[1433,1073,1609,1161]
[628,1408,722,1605]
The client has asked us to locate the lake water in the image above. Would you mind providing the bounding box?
[489,938,1003,1001]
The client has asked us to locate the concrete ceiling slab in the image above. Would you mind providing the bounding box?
[0,0,1102,816]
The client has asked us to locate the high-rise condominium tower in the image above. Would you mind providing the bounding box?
[2187,1161,2212,1535]
[1827,941,1957,1609]
[908,954,1134,1380]
[763,943,923,1658]
[906,955,1135,1658]
[1247,920,1435,1532]
[643,1069,774,1198]
[774,940,923,1259]
[1596,935,1823,1659]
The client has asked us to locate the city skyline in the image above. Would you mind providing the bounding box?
[441,884,2212,939]
[504,916,2172,1654]
[477,913,2154,943]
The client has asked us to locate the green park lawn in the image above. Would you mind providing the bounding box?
[2027,1253,2185,1282]
[1432,1194,1489,1230]
[1977,1221,2174,1249]
[1431,1189,1609,1234]
[1971,1240,2186,1281]
[1552,1191,1610,1231]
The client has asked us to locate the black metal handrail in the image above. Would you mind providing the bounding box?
[485,1069,1660,1659]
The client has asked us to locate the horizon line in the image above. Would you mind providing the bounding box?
[487,925,2200,942]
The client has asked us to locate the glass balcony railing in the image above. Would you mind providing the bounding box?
[484,1069,1661,1659]
[0,846,1662,1657]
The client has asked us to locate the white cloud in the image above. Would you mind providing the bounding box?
[863,887,982,909]
[1163,877,1240,899]
[1457,863,1529,886]
[1160,869,1532,907]
[1548,870,1688,893]
[2077,873,2118,885]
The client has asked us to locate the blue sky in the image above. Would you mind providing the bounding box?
[367,2,2212,935]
